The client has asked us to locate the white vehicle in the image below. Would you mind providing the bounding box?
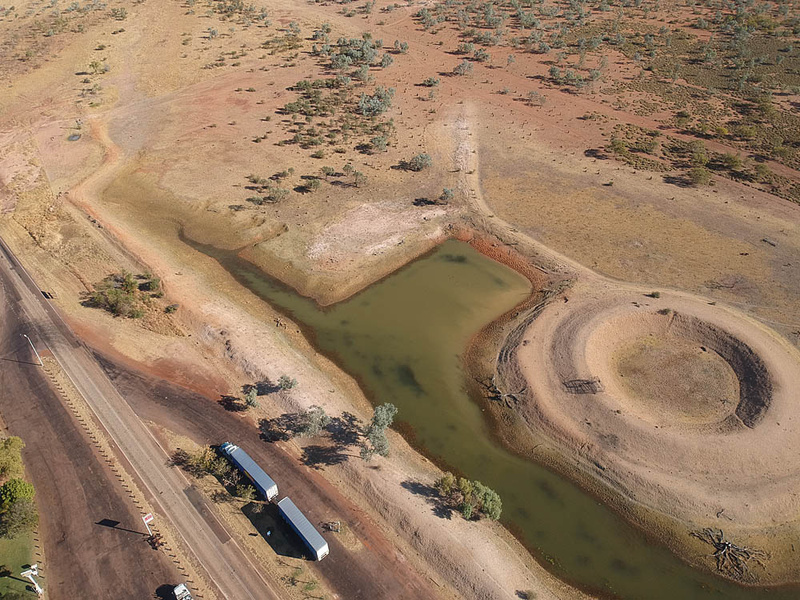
[173,583,193,600]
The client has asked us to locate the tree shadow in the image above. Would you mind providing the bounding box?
[662,174,691,187]
[327,412,361,446]
[401,480,453,519]
[258,413,305,441]
[255,379,281,395]
[584,148,609,160]
[219,395,247,412]
[301,444,351,469]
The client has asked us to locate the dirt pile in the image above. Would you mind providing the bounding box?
[509,282,800,582]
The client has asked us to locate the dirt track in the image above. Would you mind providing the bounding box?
[95,353,439,600]
[0,270,179,598]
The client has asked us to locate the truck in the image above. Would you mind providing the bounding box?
[219,442,278,501]
[173,583,193,600]
[277,497,329,561]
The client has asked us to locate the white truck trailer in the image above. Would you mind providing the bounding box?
[277,497,329,561]
[219,442,278,501]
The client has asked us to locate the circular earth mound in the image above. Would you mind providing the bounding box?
[613,333,740,425]
[584,310,772,429]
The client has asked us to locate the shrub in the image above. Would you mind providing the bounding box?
[473,48,490,62]
[689,166,711,186]
[405,153,433,171]
[453,60,473,76]
[278,375,298,390]
[357,86,395,117]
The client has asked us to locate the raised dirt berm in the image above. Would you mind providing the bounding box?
[513,283,800,553]
[583,309,772,430]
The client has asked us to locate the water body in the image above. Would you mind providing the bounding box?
[188,237,796,600]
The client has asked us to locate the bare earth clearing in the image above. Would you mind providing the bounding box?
[1,0,800,596]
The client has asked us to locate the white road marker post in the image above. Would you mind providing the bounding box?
[143,513,154,536]
[20,564,43,596]
[22,333,43,367]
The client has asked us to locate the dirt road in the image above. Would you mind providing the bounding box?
[97,354,439,600]
[0,278,179,598]
[0,235,281,600]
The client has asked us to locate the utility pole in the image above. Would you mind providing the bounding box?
[22,333,43,367]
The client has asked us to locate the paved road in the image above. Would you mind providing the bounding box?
[0,236,280,600]
[0,280,179,599]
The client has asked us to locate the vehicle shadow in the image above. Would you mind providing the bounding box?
[155,583,178,599]
[241,502,306,560]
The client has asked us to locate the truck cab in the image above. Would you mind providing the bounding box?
[173,583,193,600]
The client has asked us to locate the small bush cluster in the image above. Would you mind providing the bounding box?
[435,472,502,521]
[85,271,162,318]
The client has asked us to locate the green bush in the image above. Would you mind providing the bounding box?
[405,153,433,171]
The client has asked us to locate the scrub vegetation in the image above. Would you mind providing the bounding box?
[83,271,167,318]
[435,472,503,521]
[0,437,38,539]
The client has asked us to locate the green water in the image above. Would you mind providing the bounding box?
[188,237,796,600]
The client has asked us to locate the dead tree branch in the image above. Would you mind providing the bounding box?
[691,528,767,581]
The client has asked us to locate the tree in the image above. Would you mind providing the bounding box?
[473,481,502,520]
[0,437,24,481]
[371,403,398,431]
[297,406,331,437]
[360,403,398,460]
[0,476,38,540]
[434,474,502,521]
[235,483,256,501]
[0,479,35,508]
[321,166,336,180]
[435,472,456,496]
[244,387,259,409]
